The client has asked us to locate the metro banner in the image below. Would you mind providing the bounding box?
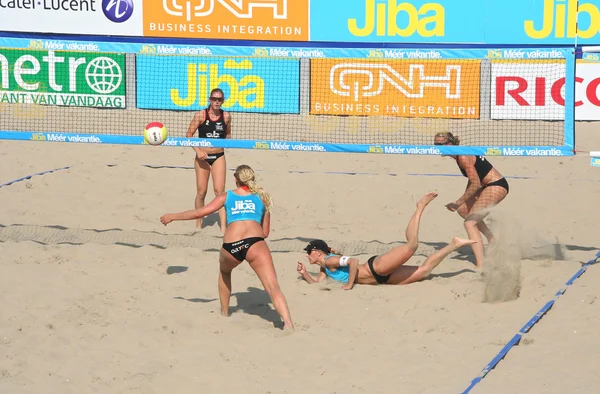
[491,61,600,121]
[0,48,126,109]
[310,59,481,118]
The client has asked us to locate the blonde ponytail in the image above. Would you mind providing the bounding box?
[234,164,273,212]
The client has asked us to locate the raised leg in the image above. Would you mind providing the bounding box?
[386,237,476,285]
[372,192,437,276]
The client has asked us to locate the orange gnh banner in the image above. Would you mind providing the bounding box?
[143,0,309,41]
[310,59,481,118]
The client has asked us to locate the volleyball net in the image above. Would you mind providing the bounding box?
[0,36,576,156]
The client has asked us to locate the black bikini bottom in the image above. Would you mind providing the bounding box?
[367,255,390,284]
[204,152,225,166]
[483,177,509,193]
[222,237,265,262]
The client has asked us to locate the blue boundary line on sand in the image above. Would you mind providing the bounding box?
[462,250,600,394]
[1,165,537,190]
[140,165,538,179]
[0,166,71,189]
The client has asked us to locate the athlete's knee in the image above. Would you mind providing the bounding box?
[464,219,479,231]
[261,275,282,295]
[219,261,234,275]
[213,187,225,196]
[405,240,419,254]
[419,265,434,280]
[457,205,469,218]
[196,189,208,200]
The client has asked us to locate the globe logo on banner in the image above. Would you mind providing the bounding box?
[102,0,134,23]
[85,57,123,94]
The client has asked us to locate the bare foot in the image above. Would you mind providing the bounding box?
[417,191,438,208]
[451,237,477,248]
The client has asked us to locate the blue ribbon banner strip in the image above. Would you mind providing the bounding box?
[0,131,573,157]
[0,36,570,60]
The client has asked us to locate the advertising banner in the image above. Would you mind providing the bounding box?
[142,0,309,41]
[1,0,597,45]
[136,55,300,113]
[310,59,481,118]
[309,0,600,45]
[491,61,600,121]
[0,48,126,108]
[0,0,143,36]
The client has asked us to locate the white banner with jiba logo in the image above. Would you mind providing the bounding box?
[0,0,143,36]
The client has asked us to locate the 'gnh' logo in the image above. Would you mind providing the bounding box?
[102,0,134,23]
[164,0,287,22]
[330,63,461,101]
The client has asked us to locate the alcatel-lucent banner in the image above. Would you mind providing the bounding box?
[0,0,599,44]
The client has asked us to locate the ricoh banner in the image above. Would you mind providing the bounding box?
[0,0,599,44]
[310,59,481,118]
[491,61,600,121]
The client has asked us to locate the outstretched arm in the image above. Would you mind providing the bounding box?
[161,193,227,225]
[297,263,326,284]
[186,111,206,158]
[224,112,232,139]
[262,211,271,238]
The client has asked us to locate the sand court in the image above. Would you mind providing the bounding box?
[1,129,599,393]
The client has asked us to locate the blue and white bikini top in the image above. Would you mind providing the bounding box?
[224,190,265,226]
[324,254,350,284]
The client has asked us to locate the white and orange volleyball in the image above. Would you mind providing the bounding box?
[144,122,168,145]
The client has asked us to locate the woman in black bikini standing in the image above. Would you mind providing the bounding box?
[434,132,509,270]
[186,88,231,232]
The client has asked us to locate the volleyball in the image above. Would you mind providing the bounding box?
[144,122,168,146]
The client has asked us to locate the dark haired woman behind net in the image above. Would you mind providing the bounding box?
[434,132,509,270]
[186,88,231,232]
[160,165,294,331]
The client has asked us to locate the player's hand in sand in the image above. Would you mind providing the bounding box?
[445,202,459,212]
[417,191,438,209]
[342,283,354,291]
[297,262,307,275]
[160,214,173,225]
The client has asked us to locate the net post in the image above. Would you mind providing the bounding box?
[564,47,576,151]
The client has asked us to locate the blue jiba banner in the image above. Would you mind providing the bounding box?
[136,55,300,113]
[310,0,600,44]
